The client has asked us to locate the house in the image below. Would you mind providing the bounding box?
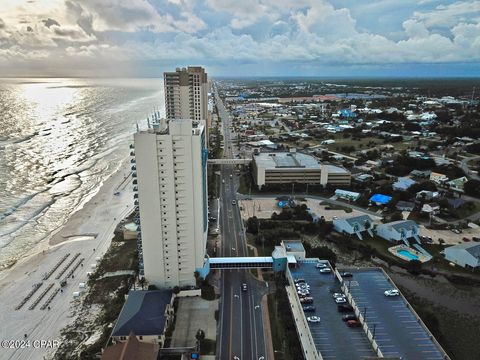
[396,201,415,211]
[392,177,416,191]
[376,220,420,244]
[421,203,440,215]
[430,172,449,184]
[410,170,431,178]
[355,174,374,183]
[335,189,361,201]
[333,215,374,240]
[369,194,392,206]
[102,332,158,360]
[442,243,480,268]
[112,290,174,347]
[416,190,440,201]
[447,176,468,193]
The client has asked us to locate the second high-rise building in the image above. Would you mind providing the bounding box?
[164,66,208,122]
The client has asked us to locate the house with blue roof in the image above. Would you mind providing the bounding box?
[112,290,174,347]
[369,194,392,206]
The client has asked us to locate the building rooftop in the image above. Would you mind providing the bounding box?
[102,332,158,360]
[112,290,172,337]
[254,152,321,169]
[343,215,373,227]
[446,243,480,258]
[382,220,419,232]
[327,164,350,174]
[282,240,305,253]
[370,194,392,204]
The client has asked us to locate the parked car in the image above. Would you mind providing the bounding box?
[451,228,462,234]
[319,268,332,274]
[300,297,313,304]
[338,304,354,313]
[473,237,480,242]
[231,200,236,205]
[332,293,344,298]
[316,263,328,268]
[334,297,347,304]
[342,314,357,321]
[294,278,306,284]
[462,237,471,242]
[384,289,400,297]
[339,272,353,278]
[346,320,361,327]
[307,316,321,323]
[303,306,316,312]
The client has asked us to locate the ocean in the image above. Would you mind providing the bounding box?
[0,78,164,270]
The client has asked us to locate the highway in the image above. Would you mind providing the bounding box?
[214,88,268,360]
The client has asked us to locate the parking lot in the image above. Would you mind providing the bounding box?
[290,262,375,360]
[343,268,447,360]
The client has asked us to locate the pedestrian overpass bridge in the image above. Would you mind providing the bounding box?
[207,158,251,165]
[196,247,298,278]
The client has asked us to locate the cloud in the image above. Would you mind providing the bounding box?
[0,0,479,76]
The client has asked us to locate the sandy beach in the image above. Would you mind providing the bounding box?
[0,160,134,360]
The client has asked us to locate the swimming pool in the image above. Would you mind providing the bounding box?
[397,249,419,260]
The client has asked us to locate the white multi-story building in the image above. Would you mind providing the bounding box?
[133,118,208,288]
[164,66,208,122]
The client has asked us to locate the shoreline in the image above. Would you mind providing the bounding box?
[0,157,132,288]
[0,155,135,360]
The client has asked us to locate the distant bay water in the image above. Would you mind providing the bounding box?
[0,78,164,270]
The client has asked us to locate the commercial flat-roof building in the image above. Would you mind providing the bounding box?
[252,151,351,189]
[133,118,208,288]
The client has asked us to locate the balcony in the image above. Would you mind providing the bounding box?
[131,165,136,171]
[130,151,135,156]
[133,194,138,199]
[130,158,136,163]
[132,172,137,178]
[129,144,134,149]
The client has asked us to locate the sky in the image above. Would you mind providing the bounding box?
[0,0,479,77]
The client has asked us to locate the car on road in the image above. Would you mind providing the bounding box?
[231,200,236,205]
[241,283,247,292]
[303,305,316,312]
[300,297,313,304]
[315,263,328,268]
[319,268,332,274]
[334,297,347,304]
[384,289,400,297]
[307,316,321,323]
[346,320,361,327]
[339,272,353,278]
[222,179,225,183]
[337,304,354,312]
[342,314,357,321]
